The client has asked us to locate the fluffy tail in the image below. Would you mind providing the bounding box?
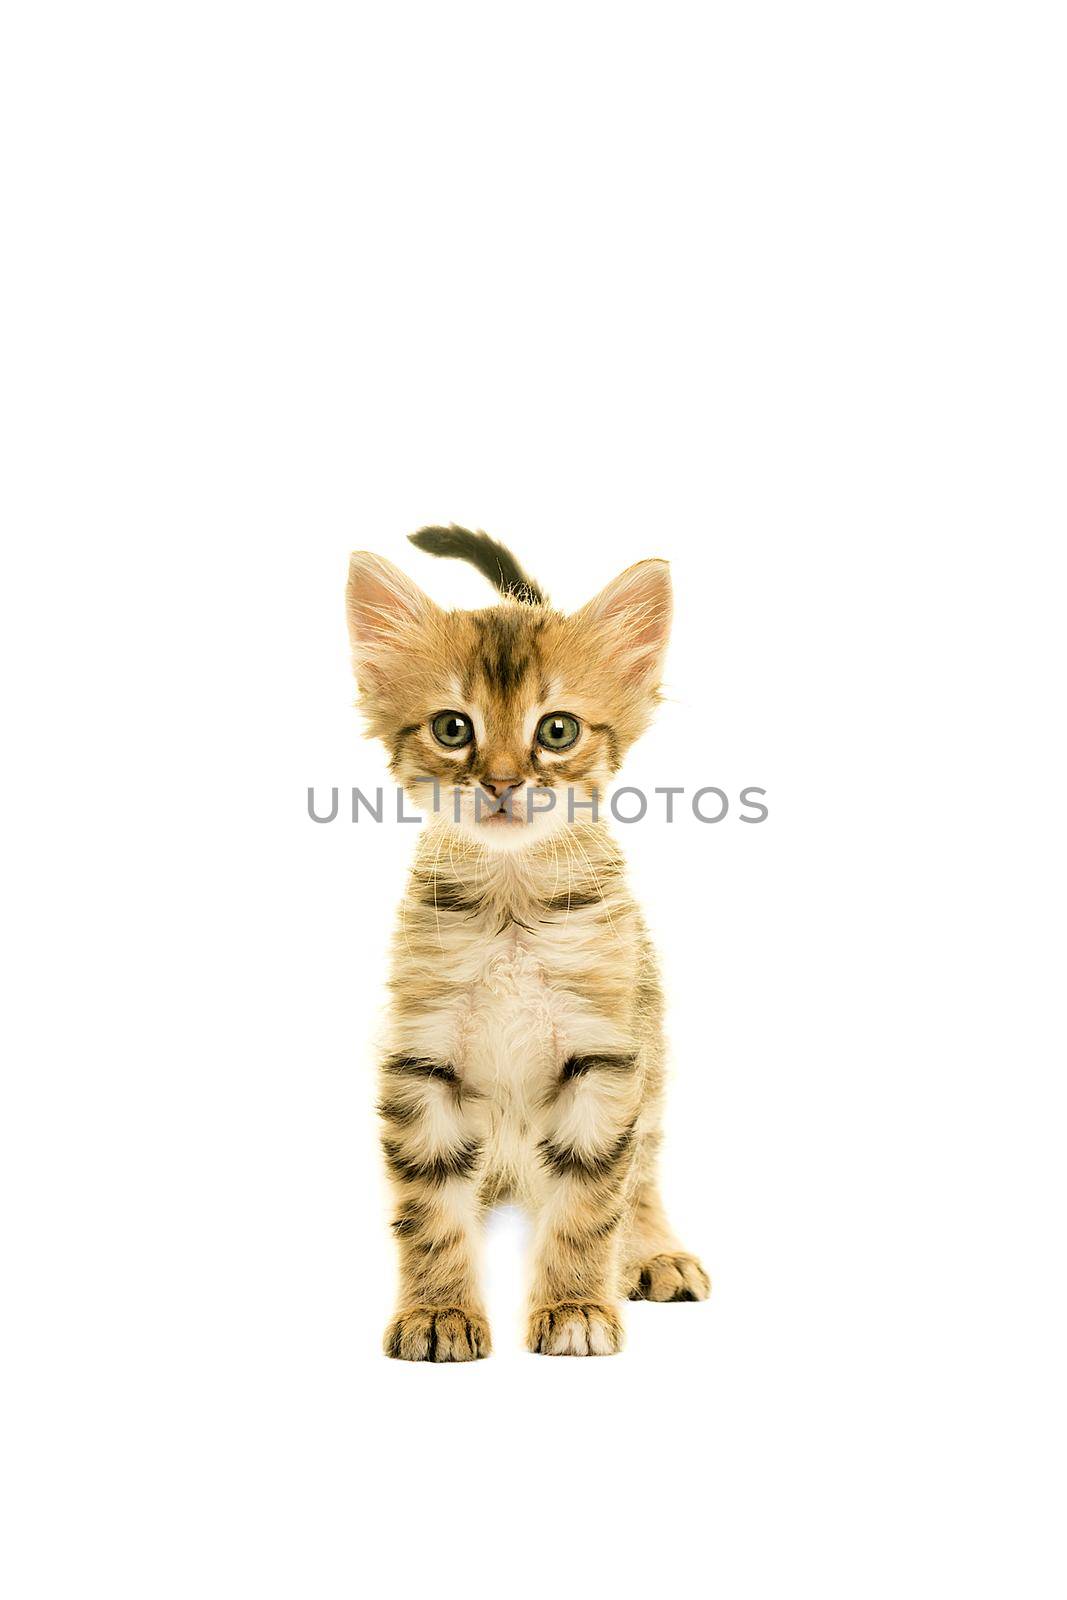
[408,524,546,605]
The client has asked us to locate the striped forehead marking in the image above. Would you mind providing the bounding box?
[470,610,546,699]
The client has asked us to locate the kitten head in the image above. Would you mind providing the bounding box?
[345,532,671,851]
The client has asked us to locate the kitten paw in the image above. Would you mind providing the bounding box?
[527,1300,624,1356]
[384,1305,490,1361]
[628,1252,711,1302]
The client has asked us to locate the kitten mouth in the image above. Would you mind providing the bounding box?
[479,808,525,827]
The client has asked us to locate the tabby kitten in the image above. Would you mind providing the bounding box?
[346,525,710,1359]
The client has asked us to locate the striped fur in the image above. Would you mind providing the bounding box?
[347,534,709,1358]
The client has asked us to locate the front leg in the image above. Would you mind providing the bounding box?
[526,1051,639,1356]
[379,1055,490,1361]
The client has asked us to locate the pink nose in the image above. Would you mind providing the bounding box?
[481,776,520,799]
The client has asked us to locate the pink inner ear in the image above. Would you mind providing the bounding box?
[586,560,672,681]
[347,553,430,646]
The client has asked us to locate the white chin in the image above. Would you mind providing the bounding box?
[456,801,568,853]
[465,814,543,852]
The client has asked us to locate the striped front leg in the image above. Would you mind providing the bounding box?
[378,1055,490,1361]
[527,1052,640,1356]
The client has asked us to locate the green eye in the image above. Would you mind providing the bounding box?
[430,710,474,748]
[536,713,581,751]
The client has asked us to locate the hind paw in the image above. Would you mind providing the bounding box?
[628,1252,710,1302]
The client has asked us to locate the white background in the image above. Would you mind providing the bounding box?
[2,3,1064,1596]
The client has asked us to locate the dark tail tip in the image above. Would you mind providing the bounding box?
[408,524,547,606]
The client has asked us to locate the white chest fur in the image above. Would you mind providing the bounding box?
[455,926,555,1104]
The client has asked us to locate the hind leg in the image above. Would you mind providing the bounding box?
[620,1177,710,1302]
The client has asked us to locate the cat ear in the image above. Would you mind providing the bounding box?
[577,559,672,685]
[346,552,438,685]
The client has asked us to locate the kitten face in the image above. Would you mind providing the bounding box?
[347,553,671,851]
